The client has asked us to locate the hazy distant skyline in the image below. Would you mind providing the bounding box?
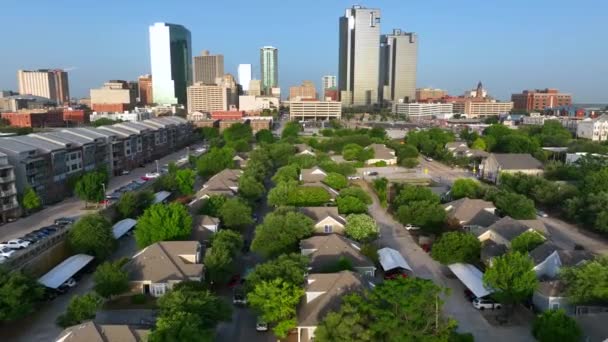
[1,0,606,102]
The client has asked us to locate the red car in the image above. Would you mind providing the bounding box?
[227,275,241,288]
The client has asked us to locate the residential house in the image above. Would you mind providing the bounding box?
[365,144,397,165]
[195,169,242,200]
[299,207,346,234]
[198,215,220,233]
[191,215,220,247]
[445,141,488,159]
[576,114,608,141]
[295,144,315,156]
[55,321,149,342]
[300,234,376,277]
[296,271,367,342]
[444,198,499,230]
[125,241,204,297]
[300,167,327,183]
[476,216,547,246]
[232,154,248,169]
[480,153,544,184]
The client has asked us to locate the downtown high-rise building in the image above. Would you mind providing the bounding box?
[338,5,381,106]
[148,22,192,105]
[17,69,70,105]
[380,29,418,104]
[138,74,153,105]
[260,46,278,95]
[322,75,337,92]
[238,64,252,92]
[193,50,224,85]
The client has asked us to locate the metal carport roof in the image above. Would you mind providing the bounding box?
[378,247,412,272]
[112,218,137,239]
[153,191,171,204]
[38,254,94,289]
[448,263,492,298]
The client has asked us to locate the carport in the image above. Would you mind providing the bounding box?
[378,247,413,272]
[38,254,94,289]
[152,191,171,204]
[448,263,492,298]
[112,218,137,239]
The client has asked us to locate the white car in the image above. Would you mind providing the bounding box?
[144,172,160,180]
[0,247,15,258]
[256,319,269,332]
[424,156,434,162]
[348,176,361,180]
[404,224,420,231]
[1,239,30,249]
[472,297,502,310]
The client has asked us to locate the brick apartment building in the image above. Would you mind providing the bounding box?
[511,89,572,112]
[1,110,65,128]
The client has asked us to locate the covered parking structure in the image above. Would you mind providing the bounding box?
[448,263,492,298]
[112,218,137,239]
[152,191,171,204]
[378,247,413,273]
[38,254,94,289]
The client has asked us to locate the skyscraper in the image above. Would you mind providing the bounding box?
[17,69,70,104]
[380,29,417,104]
[322,75,337,95]
[193,51,224,84]
[138,75,153,105]
[149,22,192,105]
[260,46,278,95]
[238,64,252,92]
[339,5,381,106]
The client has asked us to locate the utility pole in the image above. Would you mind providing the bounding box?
[101,183,107,209]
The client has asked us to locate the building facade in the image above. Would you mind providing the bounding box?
[260,46,278,95]
[0,152,18,222]
[237,64,252,92]
[149,22,192,105]
[380,29,417,104]
[290,81,317,101]
[90,80,137,112]
[321,75,337,96]
[392,103,453,121]
[290,101,342,121]
[1,110,65,128]
[339,5,381,106]
[511,89,572,112]
[90,110,152,123]
[187,83,229,113]
[576,115,608,141]
[248,80,262,96]
[416,88,447,102]
[238,95,279,113]
[451,100,514,118]
[17,69,70,105]
[193,50,224,85]
[138,75,153,105]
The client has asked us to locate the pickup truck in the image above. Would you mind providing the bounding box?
[0,239,30,249]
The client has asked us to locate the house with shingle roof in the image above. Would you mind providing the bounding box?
[299,207,346,234]
[296,271,368,342]
[480,153,544,183]
[443,198,499,230]
[300,234,376,277]
[365,144,397,165]
[295,144,315,156]
[475,216,547,248]
[194,169,242,200]
[300,167,327,183]
[125,241,203,297]
[55,321,149,342]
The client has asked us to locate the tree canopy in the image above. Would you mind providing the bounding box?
[74,171,107,207]
[237,175,265,202]
[175,169,196,196]
[199,195,227,217]
[251,210,314,259]
[483,252,538,308]
[57,293,104,328]
[21,187,41,213]
[323,172,348,190]
[282,122,301,139]
[396,200,446,233]
[494,191,536,219]
[344,214,378,242]
[431,232,481,265]
[67,214,116,260]
[218,198,253,230]
[135,203,193,248]
[245,253,308,292]
[532,309,582,342]
[510,231,545,253]
[337,195,368,215]
[392,184,440,208]
[560,256,608,305]
[93,258,129,298]
[196,147,235,177]
[0,269,44,322]
[450,179,482,200]
[117,190,154,219]
[255,129,275,144]
[272,165,299,184]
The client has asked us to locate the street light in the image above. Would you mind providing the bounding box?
[101,183,107,209]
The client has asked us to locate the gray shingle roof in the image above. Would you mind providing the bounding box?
[444,198,497,226]
[300,167,327,183]
[125,241,203,283]
[492,153,543,170]
[481,240,507,261]
[300,234,374,270]
[56,321,149,342]
[299,207,345,224]
[529,241,560,265]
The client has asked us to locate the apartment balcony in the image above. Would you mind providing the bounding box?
[1,202,19,212]
[0,174,15,183]
[0,188,16,197]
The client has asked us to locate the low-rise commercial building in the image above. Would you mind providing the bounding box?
[238,95,279,113]
[290,101,341,121]
[1,110,64,127]
[416,88,447,102]
[451,100,513,118]
[392,102,453,121]
[511,88,572,112]
[90,80,137,113]
[90,109,152,123]
[576,115,608,141]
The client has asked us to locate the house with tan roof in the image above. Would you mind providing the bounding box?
[55,321,149,342]
[296,271,368,342]
[232,154,248,168]
[300,167,327,183]
[475,216,547,248]
[443,198,499,230]
[195,168,242,199]
[300,234,376,277]
[295,144,315,156]
[125,241,203,297]
[365,144,397,165]
[445,141,489,159]
[299,207,346,234]
[480,153,544,184]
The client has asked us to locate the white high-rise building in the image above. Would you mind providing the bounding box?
[238,64,252,92]
[338,5,381,106]
[149,22,192,105]
[260,46,278,95]
[380,29,417,104]
[322,75,337,94]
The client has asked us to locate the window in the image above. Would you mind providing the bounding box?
[551,303,560,310]
[324,225,332,233]
[151,283,167,297]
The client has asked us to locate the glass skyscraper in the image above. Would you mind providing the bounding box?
[149,22,192,105]
[260,46,278,95]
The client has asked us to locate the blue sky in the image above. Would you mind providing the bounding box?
[1,0,606,102]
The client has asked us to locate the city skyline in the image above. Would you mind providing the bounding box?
[0,0,606,102]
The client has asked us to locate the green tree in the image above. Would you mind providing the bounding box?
[223,123,252,143]
[255,129,275,144]
[210,229,243,255]
[245,254,308,291]
[0,269,44,321]
[344,214,378,242]
[218,198,253,230]
[150,311,214,342]
[91,117,123,127]
[471,137,487,151]
[21,187,41,214]
[510,231,545,253]
[117,190,154,219]
[238,175,265,202]
[342,143,364,161]
[200,126,219,140]
[451,179,482,199]
[267,181,297,207]
[392,184,440,208]
[175,168,196,196]
[204,245,235,284]
[560,256,608,305]
[67,214,116,260]
[93,259,129,298]
[324,172,348,190]
[282,122,301,139]
[532,309,582,342]
[57,293,104,328]
[272,165,299,184]
[494,191,536,219]
[372,177,388,206]
[337,195,368,215]
[199,195,227,217]
[196,147,235,177]
[396,200,446,233]
[74,171,106,207]
[268,143,295,168]
[289,187,331,206]
[431,232,481,265]
[135,203,193,248]
[339,187,372,205]
[483,252,538,312]
[251,210,314,259]
[247,279,304,338]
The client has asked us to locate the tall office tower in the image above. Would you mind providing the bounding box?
[186,83,230,113]
[338,5,381,106]
[149,22,192,105]
[238,64,252,92]
[260,46,278,95]
[248,80,262,96]
[322,75,337,94]
[17,69,70,104]
[380,29,417,104]
[138,75,153,105]
[193,50,224,84]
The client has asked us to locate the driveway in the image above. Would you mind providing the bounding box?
[357,181,535,342]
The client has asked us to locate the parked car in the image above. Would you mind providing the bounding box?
[348,176,361,180]
[54,217,76,226]
[424,156,434,162]
[536,210,548,218]
[21,235,39,244]
[404,224,420,231]
[233,287,247,306]
[0,247,15,258]
[256,318,269,332]
[121,170,130,175]
[142,172,160,181]
[472,297,502,310]
[0,239,30,249]
[368,171,379,176]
